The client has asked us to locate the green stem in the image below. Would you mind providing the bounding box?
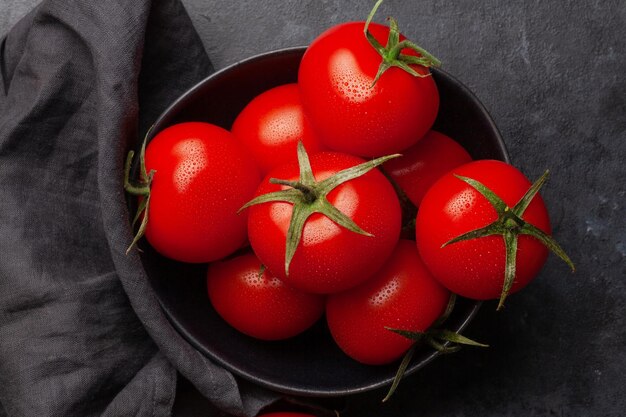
[363,0,441,86]
[383,303,487,401]
[382,344,415,402]
[395,40,442,67]
[269,178,318,202]
[124,129,155,254]
[241,141,396,277]
[125,183,151,196]
[444,171,575,309]
[123,151,151,195]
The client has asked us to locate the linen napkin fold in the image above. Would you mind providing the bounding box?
[0,0,277,415]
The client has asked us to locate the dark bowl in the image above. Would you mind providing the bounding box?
[139,47,509,397]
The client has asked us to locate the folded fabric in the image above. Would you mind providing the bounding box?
[0,0,277,415]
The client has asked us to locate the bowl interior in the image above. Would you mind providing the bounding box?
[140,47,508,396]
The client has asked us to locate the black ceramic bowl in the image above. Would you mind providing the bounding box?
[139,47,509,397]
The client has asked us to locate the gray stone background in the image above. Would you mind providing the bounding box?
[2,0,625,416]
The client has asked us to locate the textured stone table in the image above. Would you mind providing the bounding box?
[2,0,624,416]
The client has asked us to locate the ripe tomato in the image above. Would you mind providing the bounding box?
[383,130,472,207]
[246,149,401,294]
[207,252,325,340]
[416,160,551,301]
[140,122,260,263]
[298,21,439,157]
[232,83,325,175]
[326,240,450,365]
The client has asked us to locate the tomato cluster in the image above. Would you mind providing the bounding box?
[124,0,573,380]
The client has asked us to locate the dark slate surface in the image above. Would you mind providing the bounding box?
[2,0,625,416]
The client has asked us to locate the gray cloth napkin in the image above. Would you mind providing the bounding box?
[0,0,277,415]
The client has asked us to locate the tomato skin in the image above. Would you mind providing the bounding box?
[298,22,439,157]
[232,84,325,175]
[144,122,260,263]
[207,253,325,340]
[416,160,551,300]
[326,240,450,365]
[247,152,401,294]
[384,130,472,207]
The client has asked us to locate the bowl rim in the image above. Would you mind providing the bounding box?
[148,46,509,397]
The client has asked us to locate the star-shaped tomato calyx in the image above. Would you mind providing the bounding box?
[364,0,442,86]
[240,142,399,276]
[443,170,576,310]
[383,294,488,401]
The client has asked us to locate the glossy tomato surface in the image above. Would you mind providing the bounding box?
[416,160,551,300]
[298,22,439,157]
[232,83,325,175]
[326,240,450,365]
[247,151,401,294]
[384,130,472,207]
[207,252,325,340]
[144,122,260,263]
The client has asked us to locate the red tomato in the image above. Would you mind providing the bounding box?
[232,83,325,175]
[326,240,450,365]
[207,253,325,340]
[298,21,439,157]
[416,160,551,300]
[143,122,260,263]
[384,130,472,207]
[247,151,401,294]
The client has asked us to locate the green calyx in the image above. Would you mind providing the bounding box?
[239,142,399,276]
[123,129,156,254]
[443,170,576,310]
[383,294,488,401]
[364,0,441,86]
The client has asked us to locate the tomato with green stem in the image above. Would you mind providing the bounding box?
[124,122,260,263]
[298,0,440,157]
[325,240,450,365]
[416,160,575,309]
[241,142,401,294]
